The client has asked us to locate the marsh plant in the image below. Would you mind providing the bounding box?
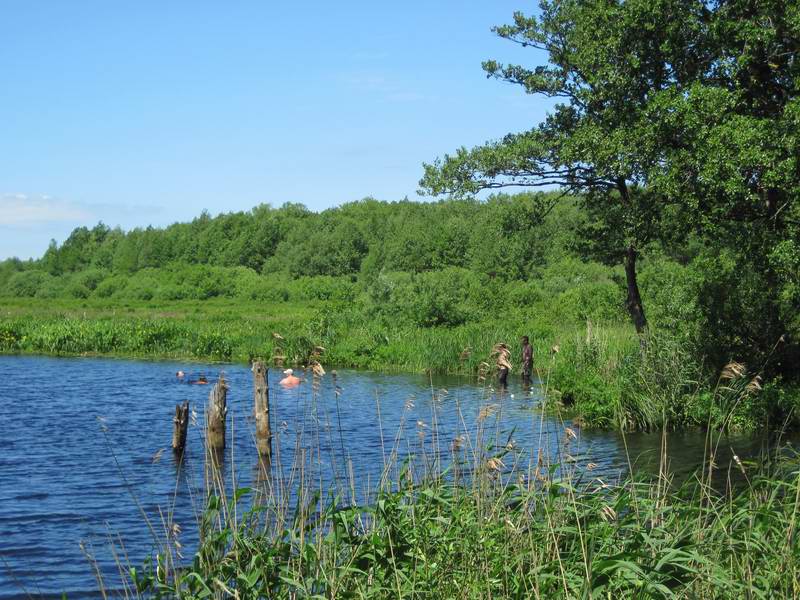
[101,362,800,599]
[547,323,796,433]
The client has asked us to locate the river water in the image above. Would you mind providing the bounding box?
[0,356,788,598]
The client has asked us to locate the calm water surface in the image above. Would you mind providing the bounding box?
[0,356,789,598]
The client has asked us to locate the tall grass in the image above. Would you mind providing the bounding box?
[548,323,800,432]
[0,297,599,373]
[88,363,800,599]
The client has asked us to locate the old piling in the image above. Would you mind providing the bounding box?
[253,361,272,457]
[172,400,189,453]
[206,375,227,452]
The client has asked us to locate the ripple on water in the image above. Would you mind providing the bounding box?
[0,355,789,598]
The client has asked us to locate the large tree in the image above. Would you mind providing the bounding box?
[644,0,800,369]
[419,0,799,349]
[420,0,711,333]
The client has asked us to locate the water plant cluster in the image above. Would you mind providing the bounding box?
[122,374,800,600]
[132,466,800,599]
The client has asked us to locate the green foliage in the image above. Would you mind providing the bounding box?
[419,0,799,373]
[94,275,129,298]
[6,270,53,297]
[289,275,356,302]
[0,187,797,432]
[70,268,108,292]
[0,193,580,285]
[365,268,484,327]
[133,459,800,599]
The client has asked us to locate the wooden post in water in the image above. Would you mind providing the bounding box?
[172,400,189,453]
[206,375,227,452]
[253,361,272,457]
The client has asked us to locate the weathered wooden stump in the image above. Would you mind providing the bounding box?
[206,375,227,452]
[252,361,272,457]
[172,400,189,453]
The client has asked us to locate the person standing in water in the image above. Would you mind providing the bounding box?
[521,336,534,384]
[492,343,512,389]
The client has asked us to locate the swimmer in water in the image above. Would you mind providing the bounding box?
[188,374,209,385]
[279,368,301,388]
[176,370,185,379]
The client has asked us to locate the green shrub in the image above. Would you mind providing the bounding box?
[170,264,237,299]
[34,276,66,299]
[154,284,189,301]
[94,275,129,298]
[365,268,482,327]
[65,282,90,299]
[640,259,702,345]
[71,268,109,292]
[5,270,52,297]
[288,275,355,302]
[124,275,158,301]
[555,281,624,323]
[235,272,290,301]
[504,279,545,308]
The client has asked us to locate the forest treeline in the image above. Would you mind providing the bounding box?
[0,194,617,329]
[6,194,565,281]
[0,191,797,383]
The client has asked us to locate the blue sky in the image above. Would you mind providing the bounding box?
[0,1,553,259]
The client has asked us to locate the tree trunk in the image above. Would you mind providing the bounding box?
[624,245,648,334]
[615,179,649,335]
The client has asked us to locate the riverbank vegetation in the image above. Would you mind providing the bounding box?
[100,356,800,598]
[1,193,798,431]
[3,190,799,432]
[2,0,799,434]
[132,464,800,598]
[126,392,800,599]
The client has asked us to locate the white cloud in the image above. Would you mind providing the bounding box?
[0,193,95,226]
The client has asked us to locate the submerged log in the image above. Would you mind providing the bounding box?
[172,400,189,453]
[253,361,272,457]
[206,375,227,451]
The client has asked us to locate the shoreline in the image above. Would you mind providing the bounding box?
[2,302,798,433]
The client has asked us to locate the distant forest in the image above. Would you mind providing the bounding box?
[1,192,797,381]
[4,194,572,281]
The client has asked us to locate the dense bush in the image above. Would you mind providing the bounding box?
[6,270,53,297]
[364,268,484,327]
[289,275,355,302]
[94,275,129,298]
[71,268,108,292]
[235,273,290,302]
